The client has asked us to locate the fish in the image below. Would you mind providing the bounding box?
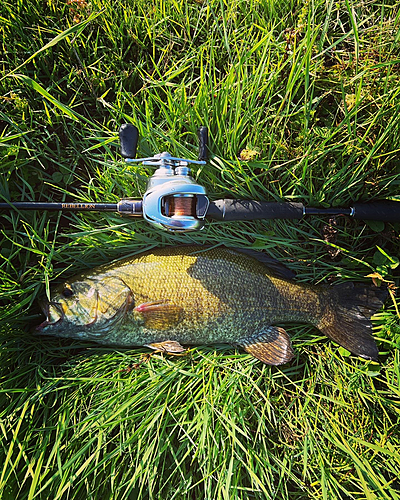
[36,246,387,365]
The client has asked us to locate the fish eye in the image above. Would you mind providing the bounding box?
[61,287,74,298]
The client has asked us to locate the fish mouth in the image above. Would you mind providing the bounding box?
[36,300,64,331]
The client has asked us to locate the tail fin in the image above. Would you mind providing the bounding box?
[317,283,388,360]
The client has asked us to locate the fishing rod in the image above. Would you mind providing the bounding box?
[1,124,399,232]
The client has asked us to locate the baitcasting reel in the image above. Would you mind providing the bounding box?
[118,124,209,232]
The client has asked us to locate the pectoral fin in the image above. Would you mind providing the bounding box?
[239,327,294,365]
[134,301,183,330]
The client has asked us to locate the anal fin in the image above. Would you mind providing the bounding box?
[239,327,294,365]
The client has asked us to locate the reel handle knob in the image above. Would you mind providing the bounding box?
[119,124,139,159]
[198,126,208,161]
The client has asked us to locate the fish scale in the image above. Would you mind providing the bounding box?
[36,246,387,365]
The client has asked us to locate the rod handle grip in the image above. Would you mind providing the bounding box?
[352,201,400,222]
[119,124,139,159]
[207,200,305,221]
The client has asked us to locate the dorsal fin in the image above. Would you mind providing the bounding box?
[229,248,296,280]
[175,244,296,280]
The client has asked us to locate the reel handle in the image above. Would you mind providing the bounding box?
[119,124,139,159]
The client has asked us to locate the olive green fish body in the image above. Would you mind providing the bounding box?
[72,248,321,345]
[37,246,387,365]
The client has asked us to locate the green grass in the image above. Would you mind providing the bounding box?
[1,0,400,498]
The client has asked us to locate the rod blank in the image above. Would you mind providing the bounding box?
[0,202,118,211]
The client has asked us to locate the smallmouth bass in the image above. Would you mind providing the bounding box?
[37,246,387,365]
